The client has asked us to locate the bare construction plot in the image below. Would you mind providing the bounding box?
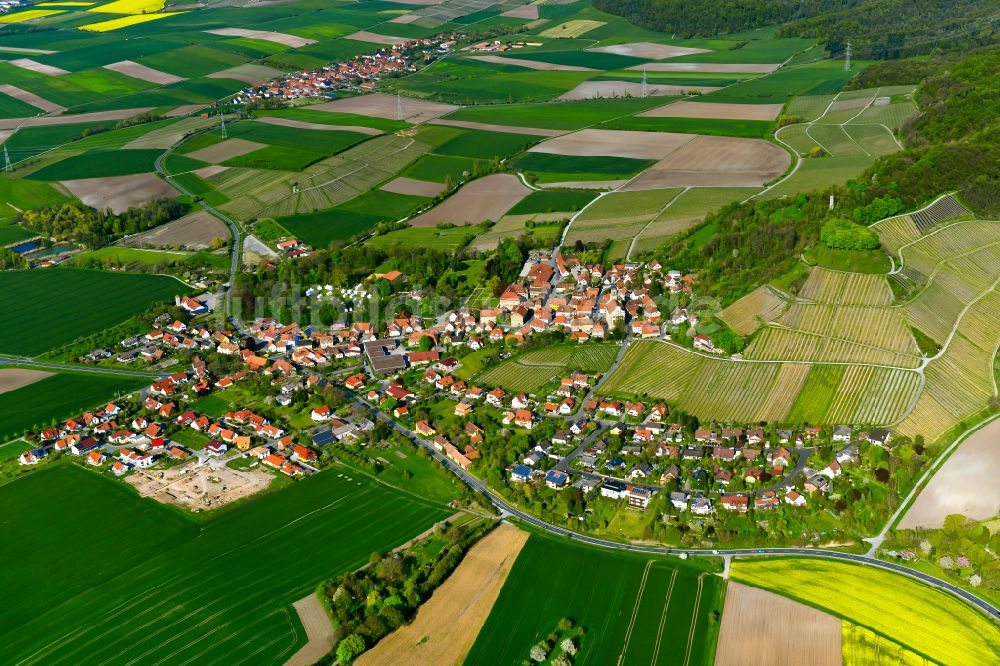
[559,80,718,100]
[0,368,52,394]
[715,582,841,666]
[588,41,710,59]
[408,174,529,227]
[61,173,178,214]
[125,460,272,511]
[7,58,69,76]
[899,418,1000,529]
[345,30,410,46]
[356,524,528,666]
[640,100,784,121]
[466,54,596,71]
[430,118,563,136]
[381,176,445,197]
[187,138,266,163]
[206,63,283,85]
[529,128,694,160]
[256,116,383,135]
[624,135,790,188]
[204,28,316,48]
[629,62,780,73]
[0,84,62,113]
[121,209,229,249]
[103,60,184,85]
[311,93,457,123]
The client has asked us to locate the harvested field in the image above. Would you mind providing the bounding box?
[204,28,316,48]
[558,80,717,100]
[0,46,56,55]
[381,176,445,197]
[356,523,528,666]
[206,63,283,85]
[121,209,228,249]
[0,107,153,130]
[624,135,790,188]
[408,173,529,227]
[466,55,596,72]
[629,62,780,73]
[529,128,694,160]
[640,100,783,121]
[429,118,563,136]
[103,60,184,85]
[187,138,266,163]
[193,165,227,178]
[60,173,178,214]
[898,418,1000,529]
[588,41,710,59]
[311,93,457,123]
[256,116,383,135]
[7,58,69,76]
[715,582,841,666]
[0,84,61,113]
[345,30,409,46]
[125,460,272,511]
[0,368,52,395]
[500,4,537,18]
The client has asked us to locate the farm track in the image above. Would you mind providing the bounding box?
[650,569,678,666]
[617,560,652,666]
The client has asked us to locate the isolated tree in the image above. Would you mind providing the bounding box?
[530,644,548,662]
[336,634,365,665]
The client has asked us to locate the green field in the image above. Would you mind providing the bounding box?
[433,129,538,160]
[443,96,665,131]
[506,189,600,215]
[26,149,162,181]
[467,534,724,666]
[601,115,775,138]
[478,344,620,392]
[0,462,452,665]
[0,371,147,440]
[401,154,479,183]
[0,269,187,356]
[731,558,1000,666]
[514,153,655,183]
[277,189,428,248]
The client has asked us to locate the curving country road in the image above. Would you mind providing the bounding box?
[348,393,1000,622]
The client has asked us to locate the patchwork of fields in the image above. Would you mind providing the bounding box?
[1,463,452,665]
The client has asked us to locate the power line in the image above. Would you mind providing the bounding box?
[219,113,227,139]
[845,40,852,70]
[641,67,648,99]
[3,145,10,173]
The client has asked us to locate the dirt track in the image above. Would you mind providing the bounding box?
[356,524,528,666]
[408,174,529,227]
[715,582,841,666]
[640,100,784,121]
[0,368,52,395]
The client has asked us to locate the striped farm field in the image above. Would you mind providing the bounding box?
[719,285,788,335]
[683,360,809,422]
[873,214,920,254]
[786,365,844,422]
[601,341,704,401]
[742,327,920,368]
[575,188,684,222]
[477,363,560,394]
[514,343,620,372]
[853,101,918,131]
[798,268,892,305]
[825,366,921,425]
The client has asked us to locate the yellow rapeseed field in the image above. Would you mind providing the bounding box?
[731,558,1000,666]
[77,11,182,31]
[88,0,165,14]
[0,9,65,22]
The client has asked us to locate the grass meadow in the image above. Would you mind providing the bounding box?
[0,269,186,356]
[467,534,724,666]
[0,462,453,665]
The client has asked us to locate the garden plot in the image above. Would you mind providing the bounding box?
[6,57,69,76]
[719,285,788,335]
[624,135,790,188]
[121,209,228,249]
[102,60,183,85]
[0,368,52,395]
[429,118,563,136]
[639,100,784,121]
[466,55,596,72]
[407,173,529,227]
[899,417,1000,529]
[256,116,383,136]
[187,138,266,163]
[629,62,780,73]
[715,582,841,666]
[60,172,177,213]
[529,129,693,160]
[558,80,718,100]
[204,28,316,48]
[206,63,283,85]
[587,41,710,59]
[0,84,62,113]
[312,93,457,123]
[381,176,444,197]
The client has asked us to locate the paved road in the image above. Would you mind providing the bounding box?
[348,392,1000,621]
[0,356,166,379]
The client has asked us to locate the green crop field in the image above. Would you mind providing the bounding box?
[467,534,724,666]
[0,269,187,356]
[731,558,1000,666]
[0,178,71,217]
[433,129,538,160]
[478,344,620,392]
[506,189,599,215]
[401,154,479,183]
[0,371,147,440]
[514,153,655,182]
[26,149,162,181]
[0,462,453,665]
[443,96,664,131]
[602,115,775,138]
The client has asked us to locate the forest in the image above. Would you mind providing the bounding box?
[17,199,187,249]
